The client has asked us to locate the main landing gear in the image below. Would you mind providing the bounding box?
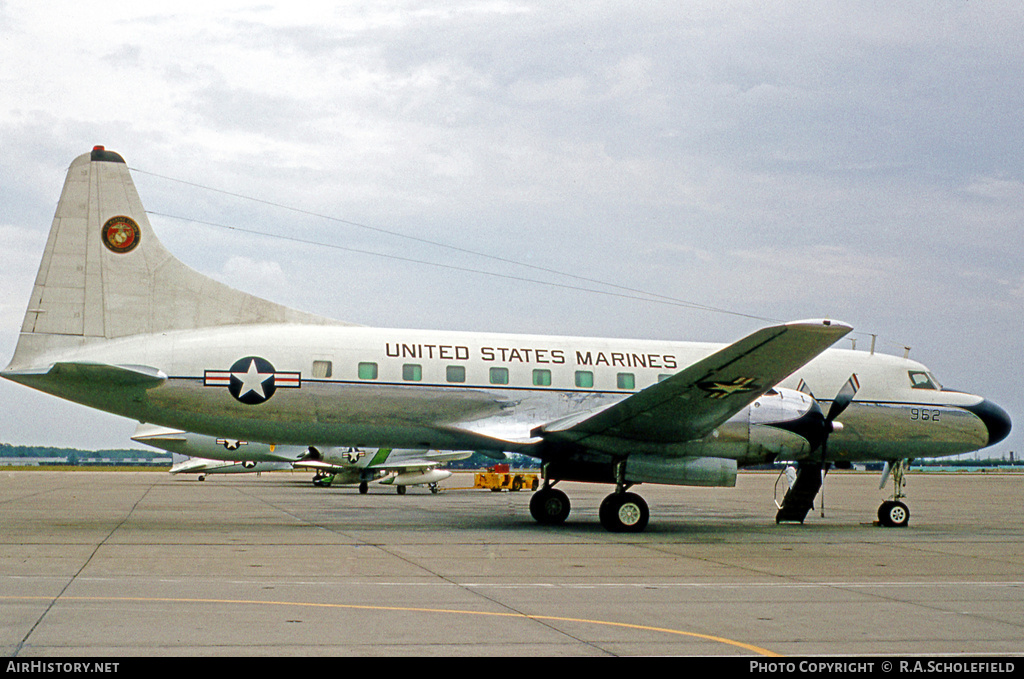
[529,483,571,525]
[598,491,649,533]
[877,459,911,527]
[530,462,651,533]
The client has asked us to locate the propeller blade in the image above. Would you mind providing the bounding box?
[826,374,860,423]
[797,379,815,400]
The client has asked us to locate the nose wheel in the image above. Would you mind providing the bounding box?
[878,500,910,527]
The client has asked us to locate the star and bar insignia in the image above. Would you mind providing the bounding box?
[204,357,301,405]
[696,376,762,400]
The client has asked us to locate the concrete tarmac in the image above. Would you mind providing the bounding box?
[1,469,1022,657]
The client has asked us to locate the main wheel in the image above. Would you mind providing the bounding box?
[878,500,909,527]
[530,488,571,525]
[359,481,369,494]
[599,492,650,533]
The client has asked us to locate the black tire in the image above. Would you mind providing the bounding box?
[878,500,910,527]
[530,488,571,525]
[599,492,650,533]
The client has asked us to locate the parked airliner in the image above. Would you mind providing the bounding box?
[1,148,1010,531]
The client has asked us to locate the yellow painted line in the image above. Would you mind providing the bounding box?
[4,595,780,656]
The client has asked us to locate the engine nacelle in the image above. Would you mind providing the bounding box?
[625,456,737,487]
[745,387,821,462]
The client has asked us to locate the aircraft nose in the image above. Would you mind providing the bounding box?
[965,399,1012,447]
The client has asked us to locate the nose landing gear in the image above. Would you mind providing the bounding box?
[877,459,911,527]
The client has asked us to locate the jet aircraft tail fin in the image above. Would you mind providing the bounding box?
[7,147,343,370]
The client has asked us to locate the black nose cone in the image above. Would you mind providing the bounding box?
[965,399,1012,447]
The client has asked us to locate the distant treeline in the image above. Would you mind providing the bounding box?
[0,442,164,461]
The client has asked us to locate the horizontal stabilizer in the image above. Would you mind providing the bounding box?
[3,361,167,390]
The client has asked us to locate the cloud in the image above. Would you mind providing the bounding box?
[0,1,1020,454]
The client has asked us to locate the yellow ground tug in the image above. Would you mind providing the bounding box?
[473,464,540,492]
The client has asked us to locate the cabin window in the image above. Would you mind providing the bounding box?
[358,362,378,380]
[446,366,466,383]
[312,360,332,378]
[533,369,552,387]
[909,371,940,390]
[489,367,509,385]
[575,371,594,388]
[617,373,635,390]
[403,364,422,382]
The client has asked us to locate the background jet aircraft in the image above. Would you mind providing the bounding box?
[134,424,472,493]
[1,149,1010,531]
[169,456,292,480]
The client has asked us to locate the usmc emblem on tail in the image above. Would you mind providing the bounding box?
[204,357,301,405]
[101,215,141,253]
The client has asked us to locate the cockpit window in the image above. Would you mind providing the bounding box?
[909,371,941,390]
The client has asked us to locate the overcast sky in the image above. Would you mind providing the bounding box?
[0,1,1020,458]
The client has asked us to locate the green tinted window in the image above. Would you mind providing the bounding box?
[490,367,509,385]
[403,364,422,381]
[533,369,552,387]
[358,362,378,380]
[617,373,635,390]
[575,371,594,388]
[446,366,466,383]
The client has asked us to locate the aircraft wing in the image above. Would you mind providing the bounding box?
[296,449,472,474]
[365,449,473,471]
[535,319,851,449]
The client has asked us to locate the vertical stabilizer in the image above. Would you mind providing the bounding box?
[7,147,344,370]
